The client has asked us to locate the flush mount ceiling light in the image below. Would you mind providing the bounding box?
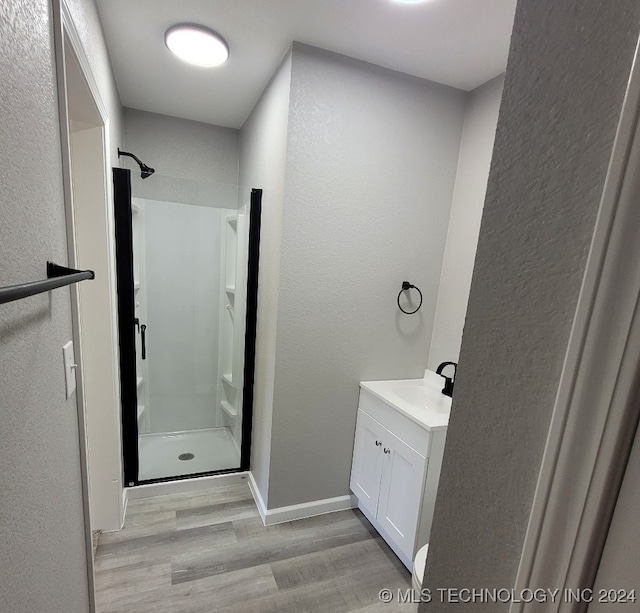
[165,24,229,67]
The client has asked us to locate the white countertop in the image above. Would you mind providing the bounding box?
[360,375,451,431]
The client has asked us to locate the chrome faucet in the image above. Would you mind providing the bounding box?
[435,361,457,397]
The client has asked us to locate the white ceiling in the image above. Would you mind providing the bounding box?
[96,0,517,130]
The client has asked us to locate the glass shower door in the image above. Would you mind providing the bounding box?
[113,168,260,484]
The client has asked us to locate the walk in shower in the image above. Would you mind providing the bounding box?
[113,165,260,485]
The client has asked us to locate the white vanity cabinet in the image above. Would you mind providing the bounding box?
[350,382,448,570]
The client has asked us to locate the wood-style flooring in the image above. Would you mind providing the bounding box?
[94,483,415,613]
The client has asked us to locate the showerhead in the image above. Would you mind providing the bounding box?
[118,148,155,180]
[139,163,155,179]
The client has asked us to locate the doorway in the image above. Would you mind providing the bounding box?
[112,168,262,485]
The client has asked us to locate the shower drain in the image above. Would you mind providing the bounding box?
[178,453,195,461]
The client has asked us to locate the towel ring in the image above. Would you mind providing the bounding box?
[397,281,423,315]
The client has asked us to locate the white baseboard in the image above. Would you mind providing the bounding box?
[263,493,358,526]
[127,472,249,500]
[247,472,356,526]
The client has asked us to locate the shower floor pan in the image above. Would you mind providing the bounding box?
[138,427,240,481]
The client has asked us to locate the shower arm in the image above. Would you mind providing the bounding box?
[118,148,145,167]
[117,148,155,179]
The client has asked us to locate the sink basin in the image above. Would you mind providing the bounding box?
[391,385,450,414]
[359,370,451,430]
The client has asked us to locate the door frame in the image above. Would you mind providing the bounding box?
[511,36,640,612]
[240,188,262,469]
[112,168,139,486]
[52,0,119,610]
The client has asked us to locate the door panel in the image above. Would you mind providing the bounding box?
[113,174,262,485]
[377,432,427,560]
[350,410,385,517]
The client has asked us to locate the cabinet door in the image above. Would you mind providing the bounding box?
[377,432,427,560]
[350,410,385,518]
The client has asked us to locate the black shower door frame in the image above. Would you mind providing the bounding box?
[112,167,261,486]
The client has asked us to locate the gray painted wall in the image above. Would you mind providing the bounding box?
[428,74,504,369]
[267,44,466,508]
[123,108,239,207]
[422,2,640,610]
[0,0,122,611]
[238,51,293,504]
[68,0,123,165]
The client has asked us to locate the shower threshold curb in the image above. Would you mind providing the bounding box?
[126,471,249,499]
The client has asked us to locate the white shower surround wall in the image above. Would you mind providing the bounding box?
[218,201,251,453]
[142,198,222,433]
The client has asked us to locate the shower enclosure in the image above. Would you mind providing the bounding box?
[113,167,260,485]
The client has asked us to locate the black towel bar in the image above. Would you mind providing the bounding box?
[0,262,95,305]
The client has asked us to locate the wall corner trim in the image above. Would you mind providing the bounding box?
[121,487,128,530]
[248,472,268,524]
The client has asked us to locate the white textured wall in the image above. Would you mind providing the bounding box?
[267,44,466,508]
[428,75,504,369]
[238,51,292,505]
[422,2,640,610]
[143,200,221,433]
[0,0,121,610]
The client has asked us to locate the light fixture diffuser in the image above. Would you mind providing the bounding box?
[165,24,229,67]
